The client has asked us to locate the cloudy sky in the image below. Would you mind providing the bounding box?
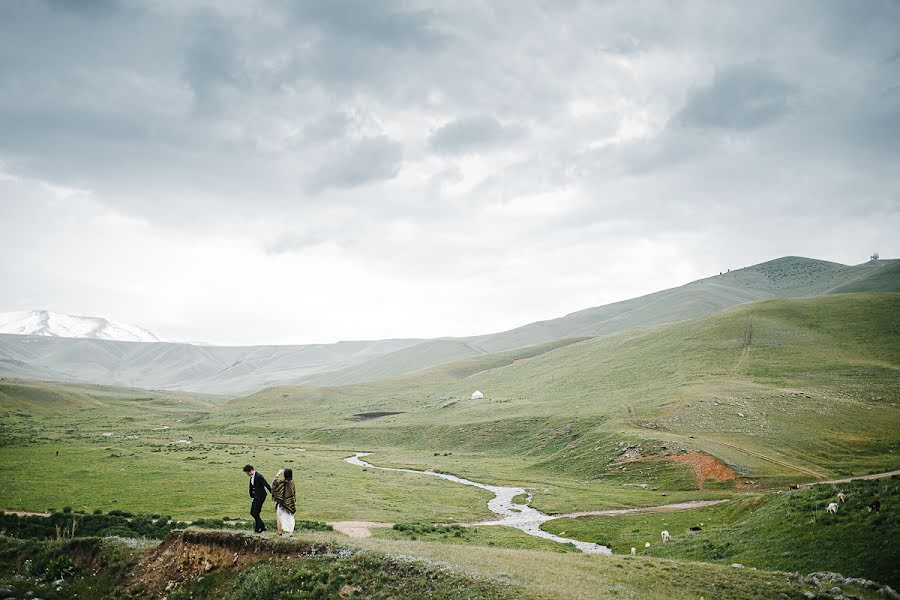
[1,1,898,345]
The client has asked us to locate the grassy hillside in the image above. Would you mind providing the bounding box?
[297,338,490,386]
[544,477,900,587]
[3,257,895,393]
[214,294,900,485]
[828,260,900,294]
[4,529,875,600]
[302,256,898,386]
[0,334,422,394]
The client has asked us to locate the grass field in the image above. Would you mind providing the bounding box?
[1,293,898,594]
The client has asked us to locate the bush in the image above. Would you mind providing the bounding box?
[45,554,79,580]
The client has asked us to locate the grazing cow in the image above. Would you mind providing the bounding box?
[788,483,799,490]
[837,493,846,503]
[661,530,671,542]
[826,502,839,515]
[631,547,636,556]
[868,500,881,512]
[690,526,702,531]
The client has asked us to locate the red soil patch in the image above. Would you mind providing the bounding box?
[664,451,737,490]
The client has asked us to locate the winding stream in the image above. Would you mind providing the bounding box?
[345,452,612,555]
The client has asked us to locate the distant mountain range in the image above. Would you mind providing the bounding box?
[0,256,897,394]
[0,310,164,343]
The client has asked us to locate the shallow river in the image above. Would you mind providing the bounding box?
[345,452,611,555]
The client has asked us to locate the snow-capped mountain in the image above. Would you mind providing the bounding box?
[0,310,165,343]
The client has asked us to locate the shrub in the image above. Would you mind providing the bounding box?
[45,555,79,580]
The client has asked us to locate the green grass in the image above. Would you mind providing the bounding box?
[542,497,760,554]
[0,442,495,523]
[376,522,578,553]
[350,534,886,600]
[544,477,900,587]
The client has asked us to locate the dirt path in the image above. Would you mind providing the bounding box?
[712,440,829,479]
[730,313,755,375]
[546,499,729,520]
[798,469,900,488]
[328,521,393,539]
[1,509,51,517]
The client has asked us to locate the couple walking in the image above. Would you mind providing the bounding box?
[243,464,296,536]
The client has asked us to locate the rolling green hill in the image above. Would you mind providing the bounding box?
[300,256,898,386]
[2,256,895,393]
[216,293,900,483]
[828,260,900,294]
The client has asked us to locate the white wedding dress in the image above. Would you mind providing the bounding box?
[276,502,295,534]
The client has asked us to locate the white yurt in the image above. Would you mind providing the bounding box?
[471,390,484,400]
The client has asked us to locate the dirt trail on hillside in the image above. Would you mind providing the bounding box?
[798,469,900,488]
[328,521,393,539]
[1,509,51,517]
[546,499,729,520]
[712,440,829,478]
[730,313,755,375]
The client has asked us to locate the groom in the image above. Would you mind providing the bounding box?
[243,464,272,533]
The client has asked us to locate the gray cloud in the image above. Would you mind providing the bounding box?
[182,8,243,116]
[0,1,898,344]
[287,0,446,51]
[302,111,351,143]
[676,62,793,130]
[429,115,525,155]
[45,0,118,16]
[306,135,404,192]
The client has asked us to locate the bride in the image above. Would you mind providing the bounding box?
[271,468,296,537]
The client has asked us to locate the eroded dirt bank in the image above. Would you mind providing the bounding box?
[128,529,332,595]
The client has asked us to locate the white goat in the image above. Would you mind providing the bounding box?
[631,547,636,556]
[661,530,671,543]
[826,502,839,515]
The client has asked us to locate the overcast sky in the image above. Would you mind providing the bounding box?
[1,1,898,345]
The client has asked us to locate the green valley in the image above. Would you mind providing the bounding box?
[1,261,898,598]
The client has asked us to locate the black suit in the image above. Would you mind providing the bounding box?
[248,471,272,532]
